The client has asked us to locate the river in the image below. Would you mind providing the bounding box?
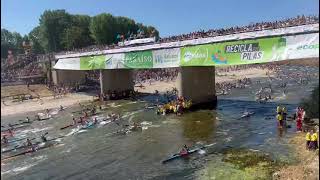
[1,65,319,180]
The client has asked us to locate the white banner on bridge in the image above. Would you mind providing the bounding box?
[152,48,180,68]
[282,33,319,60]
[105,53,125,69]
[53,57,80,70]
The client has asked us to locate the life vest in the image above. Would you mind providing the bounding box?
[311,133,318,141]
[306,132,311,141]
[276,114,283,121]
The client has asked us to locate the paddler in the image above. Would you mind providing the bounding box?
[59,105,64,111]
[91,107,96,115]
[26,138,36,152]
[72,117,77,125]
[41,133,48,142]
[2,135,8,144]
[180,145,189,155]
[46,109,50,114]
[79,117,85,125]
[25,117,30,123]
[8,128,14,137]
[93,117,98,124]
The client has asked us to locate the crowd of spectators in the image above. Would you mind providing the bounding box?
[133,68,179,85]
[1,54,47,83]
[56,15,318,55]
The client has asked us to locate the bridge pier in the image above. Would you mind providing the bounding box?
[99,69,134,94]
[175,67,217,109]
[52,70,86,85]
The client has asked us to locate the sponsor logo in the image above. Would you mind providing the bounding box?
[211,50,228,64]
[241,51,264,61]
[183,49,208,62]
[296,44,319,50]
[225,43,263,61]
[225,43,260,53]
[154,54,178,64]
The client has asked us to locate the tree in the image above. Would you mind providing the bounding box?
[301,85,319,118]
[28,26,45,54]
[1,29,23,58]
[39,10,72,52]
[90,13,116,45]
[62,26,84,50]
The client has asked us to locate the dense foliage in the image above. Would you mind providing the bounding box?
[1,9,159,57]
[301,85,319,118]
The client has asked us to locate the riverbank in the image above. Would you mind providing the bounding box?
[137,67,274,94]
[1,67,273,116]
[1,93,95,116]
[274,130,319,180]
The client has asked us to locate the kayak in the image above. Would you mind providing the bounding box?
[1,124,31,132]
[162,143,216,164]
[38,117,51,121]
[239,112,255,119]
[1,141,58,161]
[1,136,64,154]
[1,137,26,145]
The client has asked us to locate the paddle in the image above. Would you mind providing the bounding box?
[60,124,74,130]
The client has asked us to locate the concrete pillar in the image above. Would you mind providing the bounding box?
[53,70,86,85]
[100,69,134,93]
[175,67,217,109]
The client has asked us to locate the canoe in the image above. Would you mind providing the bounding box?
[162,143,216,164]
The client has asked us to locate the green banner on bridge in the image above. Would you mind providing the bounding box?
[55,33,318,70]
[180,37,287,66]
[80,55,105,70]
[123,50,153,68]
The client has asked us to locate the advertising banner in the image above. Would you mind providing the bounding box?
[54,57,80,70]
[123,50,153,68]
[80,55,105,70]
[55,32,319,70]
[180,33,319,66]
[280,33,319,60]
[105,53,125,69]
[152,48,180,68]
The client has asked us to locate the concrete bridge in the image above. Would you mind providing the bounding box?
[51,24,319,107]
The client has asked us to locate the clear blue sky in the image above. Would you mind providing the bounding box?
[1,0,319,37]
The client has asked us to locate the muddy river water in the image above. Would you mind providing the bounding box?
[1,65,319,180]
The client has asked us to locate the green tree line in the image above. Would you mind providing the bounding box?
[1,9,159,58]
[301,85,319,118]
